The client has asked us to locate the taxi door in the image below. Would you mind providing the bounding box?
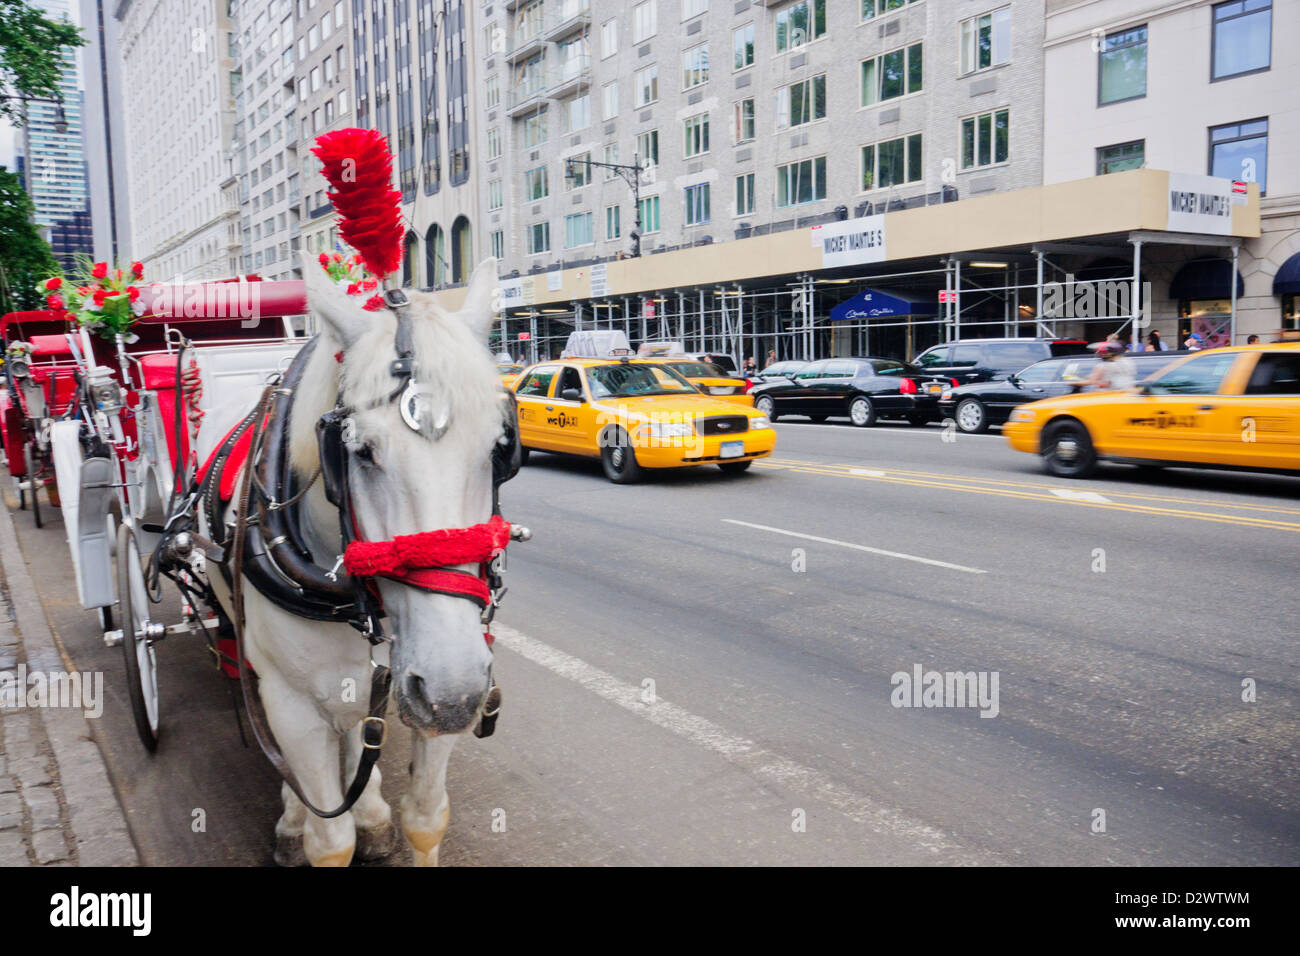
[1105,351,1248,464]
[540,364,597,454]
[513,364,559,451]
[1233,350,1300,470]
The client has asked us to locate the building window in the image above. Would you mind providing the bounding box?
[487,127,502,160]
[338,88,349,114]
[735,172,755,215]
[733,23,754,70]
[563,93,591,133]
[485,74,500,109]
[960,7,1010,75]
[862,0,922,18]
[776,0,826,53]
[861,43,923,106]
[1099,26,1147,105]
[606,204,621,239]
[603,143,620,178]
[488,179,504,210]
[524,165,549,200]
[638,195,661,232]
[861,133,922,190]
[733,98,755,143]
[521,109,547,147]
[778,74,825,129]
[1096,139,1144,175]
[682,0,708,19]
[565,211,594,248]
[776,156,827,207]
[684,183,711,225]
[961,109,1009,169]
[601,18,618,58]
[491,230,505,259]
[1210,118,1268,194]
[637,129,659,167]
[602,81,619,120]
[1212,0,1271,80]
[527,222,550,255]
[633,1,657,43]
[568,151,592,188]
[682,44,709,90]
[636,64,659,106]
[683,112,710,157]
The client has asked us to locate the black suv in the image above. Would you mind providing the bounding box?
[914,338,1091,385]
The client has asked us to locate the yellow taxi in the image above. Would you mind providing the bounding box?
[1003,344,1300,478]
[512,354,776,483]
[651,359,754,406]
[497,364,525,389]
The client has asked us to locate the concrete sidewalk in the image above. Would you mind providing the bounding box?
[0,480,137,867]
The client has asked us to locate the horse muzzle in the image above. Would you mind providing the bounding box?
[395,668,492,735]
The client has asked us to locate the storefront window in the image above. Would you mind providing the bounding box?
[1283,293,1298,330]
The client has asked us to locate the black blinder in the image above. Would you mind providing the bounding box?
[493,391,522,487]
[316,408,350,509]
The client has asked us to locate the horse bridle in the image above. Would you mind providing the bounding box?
[228,288,528,820]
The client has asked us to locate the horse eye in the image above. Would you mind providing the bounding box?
[354,443,377,465]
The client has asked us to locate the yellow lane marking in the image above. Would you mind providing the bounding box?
[758,461,1300,533]
[764,457,1300,517]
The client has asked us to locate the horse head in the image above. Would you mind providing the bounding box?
[295,252,505,735]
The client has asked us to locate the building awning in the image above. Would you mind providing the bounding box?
[1169,258,1244,301]
[829,288,938,322]
[1273,251,1300,295]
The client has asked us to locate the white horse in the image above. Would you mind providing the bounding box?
[202,254,506,866]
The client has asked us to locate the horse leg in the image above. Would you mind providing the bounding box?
[273,783,309,867]
[344,722,395,861]
[259,671,356,867]
[401,732,458,867]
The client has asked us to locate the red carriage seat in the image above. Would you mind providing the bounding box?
[137,353,191,467]
[28,334,72,358]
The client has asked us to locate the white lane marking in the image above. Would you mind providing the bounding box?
[492,622,960,854]
[1050,489,1111,503]
[850,468,887,477]
[721,518,987,574]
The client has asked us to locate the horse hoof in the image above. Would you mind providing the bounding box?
[273,833,308,867]
[355,821,396,861]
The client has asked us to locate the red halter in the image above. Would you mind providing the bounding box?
[343,513,512,610]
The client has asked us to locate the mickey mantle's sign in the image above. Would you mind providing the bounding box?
[1166,173,1235,236]
[813,215,888,268]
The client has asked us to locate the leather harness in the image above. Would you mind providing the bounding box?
[195,292,525,819]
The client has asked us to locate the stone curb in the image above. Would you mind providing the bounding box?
[0,491,139,866]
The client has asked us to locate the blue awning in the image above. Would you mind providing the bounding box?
[1169,258,1245,301]
[829,288,938,322]
[1273,251,1300,295]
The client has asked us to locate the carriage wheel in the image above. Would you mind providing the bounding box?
[117,522,160,751]
[24,444,41,528]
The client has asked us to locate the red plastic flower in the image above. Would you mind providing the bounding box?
[318,252,330,267]
[361,278,378,291]
[91,262,108,279]
[92,289,107,306]
[43,277,62,291]
[127,286,140,301]
[346,282,360,295]
[45,294,64,310]
[362,295,384,312]
[131,261,144,278]
[114,268,123,282]
[332,252,343,262]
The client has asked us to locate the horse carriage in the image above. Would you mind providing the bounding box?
[1,309,83,527]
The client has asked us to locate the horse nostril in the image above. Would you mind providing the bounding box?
[404,674,437,713]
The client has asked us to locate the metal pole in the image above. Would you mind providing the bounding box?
[1131,240,1142,351]
[954,259,962,340]
[1036,251,1045,338]
[1230,245,1239,345]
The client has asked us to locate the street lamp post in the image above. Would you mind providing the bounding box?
[564,152,647,258]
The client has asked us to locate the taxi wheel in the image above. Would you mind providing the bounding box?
[954,398,988,433]
[849,396,876,427]
[1041,421,1097,479]
[718,461,752,475]
[754,395,778,421]
[601,430,643,484]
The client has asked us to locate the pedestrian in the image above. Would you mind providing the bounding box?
[1083,340,1138,391]
[1184,333,1204,351]
[743,356,758,375]
[764,349,777,369]
[1145,330,1168,352]
[1247,334,1260,345]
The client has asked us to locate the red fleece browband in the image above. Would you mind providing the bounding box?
[343,514,511,580]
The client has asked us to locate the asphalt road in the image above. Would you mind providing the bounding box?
[7,418,1299,866]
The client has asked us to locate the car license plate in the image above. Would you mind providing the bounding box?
[720,441,744,459]
[927,383,943,394]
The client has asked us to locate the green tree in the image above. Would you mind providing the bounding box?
[0,165,58,312]
[0,0,85,125]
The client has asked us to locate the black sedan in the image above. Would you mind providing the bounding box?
[939,350,1191,433]
[750,357,950,426]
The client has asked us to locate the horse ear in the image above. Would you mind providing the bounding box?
[301,251,370,349]
[454,257,499,340]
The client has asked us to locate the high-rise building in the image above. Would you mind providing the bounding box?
[79,0,132,265]
[115,0,241,280]
[18,0,93,273]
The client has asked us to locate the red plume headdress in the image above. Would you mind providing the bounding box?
[311,128,404,281]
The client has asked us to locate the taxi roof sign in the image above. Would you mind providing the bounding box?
[562,330,633,358]
[635,340,687,358]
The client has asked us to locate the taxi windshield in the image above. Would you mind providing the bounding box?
[588,363,698,398]
[665,361,726,378]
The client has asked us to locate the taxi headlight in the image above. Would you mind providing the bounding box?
[640,422,695,439]
[749,415,772,430]
[1008,408,1037,423]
